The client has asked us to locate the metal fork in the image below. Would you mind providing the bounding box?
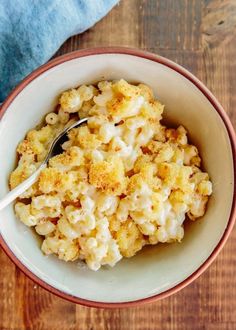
[0,117,88,211]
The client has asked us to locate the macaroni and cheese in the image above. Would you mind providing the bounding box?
[10,79,212,271]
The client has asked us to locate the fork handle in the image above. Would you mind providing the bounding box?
[0,163,46,211]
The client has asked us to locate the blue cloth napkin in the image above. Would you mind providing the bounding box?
[0,0,118,102]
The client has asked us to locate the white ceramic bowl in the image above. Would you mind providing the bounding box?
[0,48,235,308]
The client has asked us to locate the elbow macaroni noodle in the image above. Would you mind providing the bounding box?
[10,79,212,271]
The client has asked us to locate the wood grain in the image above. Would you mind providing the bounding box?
[1,1,236,329]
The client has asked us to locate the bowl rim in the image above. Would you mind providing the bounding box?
[0,46,235,308]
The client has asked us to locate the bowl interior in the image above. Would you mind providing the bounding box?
[0,53,234,303]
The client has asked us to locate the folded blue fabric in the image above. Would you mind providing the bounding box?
[0,0,118,102]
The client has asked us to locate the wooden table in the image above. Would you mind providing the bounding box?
[1,1,236,329]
